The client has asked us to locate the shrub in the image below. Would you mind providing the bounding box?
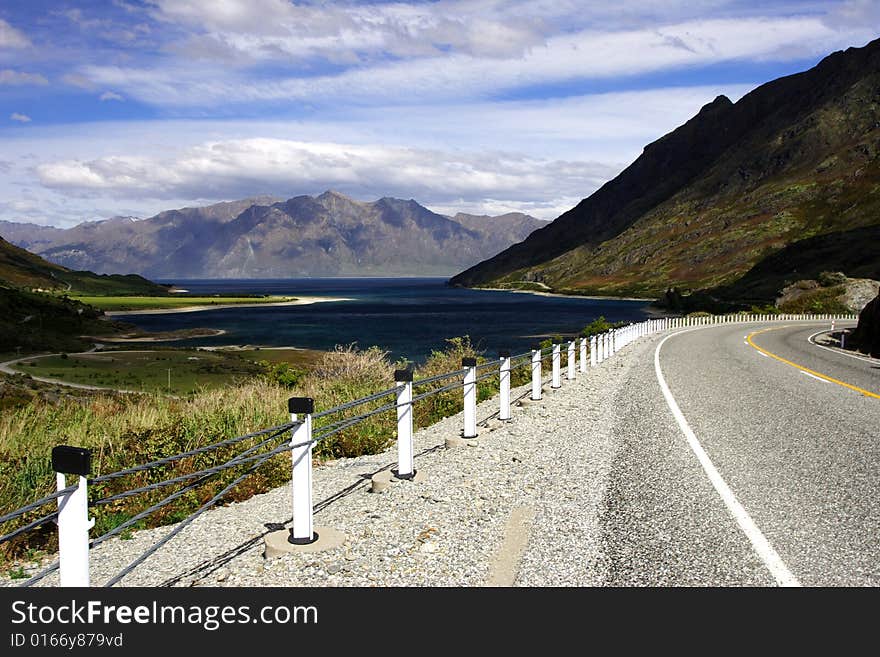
[817,271,847,287]
[580,317,612,338]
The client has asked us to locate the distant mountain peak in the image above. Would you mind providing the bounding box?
[3,193,546,278]
[317,189,353,201]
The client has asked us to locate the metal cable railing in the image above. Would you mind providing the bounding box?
[312,385,398,419]
[89,422,296,485]
[0,485,77,526]
[0,511,59,545]
[413,368,467,388]
[14,312,848,586]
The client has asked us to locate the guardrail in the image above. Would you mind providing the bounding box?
[0,312,857,586]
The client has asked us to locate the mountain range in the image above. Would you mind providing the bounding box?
[1,192,545,279]
[451,38,880,304]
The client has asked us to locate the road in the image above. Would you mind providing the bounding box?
[0,349,148,394]
[603,321,879,586]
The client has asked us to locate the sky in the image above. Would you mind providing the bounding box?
[0,1,878,227]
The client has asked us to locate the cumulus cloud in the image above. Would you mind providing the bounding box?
[34,137,617,218]
[99,90,124,101]
[0,18,30,49]
[10,113,32,123]
[0,69,48,86]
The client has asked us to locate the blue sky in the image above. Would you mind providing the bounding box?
[0,0,878,227]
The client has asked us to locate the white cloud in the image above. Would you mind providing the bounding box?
[10,113,32,123]
[62,73,98,90]
[151,0,548,63]
[0,69,48,86]
[0,18,30,49]
[78,15,860,108]
[34,137,616,218]
[99,90,124,101]
[1,83,752,223]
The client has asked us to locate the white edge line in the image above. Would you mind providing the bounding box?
[655,332,801,587]
[807,330,879,366]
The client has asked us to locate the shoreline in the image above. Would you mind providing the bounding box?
[476,286,657,303]
[90,329,228,343]
[103,295,353,316]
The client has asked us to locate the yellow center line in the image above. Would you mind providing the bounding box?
[746,326,880,400]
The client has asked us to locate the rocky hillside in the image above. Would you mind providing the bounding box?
[3,193,545,278]
[774,273,878,314]
[451,38,880,303]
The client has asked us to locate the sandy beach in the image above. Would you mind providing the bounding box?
[90,329,228,342]
[103,295,352,316]
[477,286,656,303]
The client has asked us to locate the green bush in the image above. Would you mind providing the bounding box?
[261,361,305,388]
[580,317,612,338]
[817,271,847,287]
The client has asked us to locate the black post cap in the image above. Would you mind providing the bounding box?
[462,357,478,367]
[499,350,510,358]
[52,445,91,476]
[394,368,414,382]
[288,397,315,414]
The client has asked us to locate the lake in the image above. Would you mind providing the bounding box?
[116,278,654,362]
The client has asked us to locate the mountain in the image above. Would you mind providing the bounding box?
[450,38,880,303]
[0,236,167,295]
[0,238,167,352]
[2,193,545,278]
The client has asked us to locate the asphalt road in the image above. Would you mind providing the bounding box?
[602,321,879,586]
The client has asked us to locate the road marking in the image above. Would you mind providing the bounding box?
[757,351,769,358]
[655,333,801,587]
[801,371,827,383]
[486,506,536,586]
[807,329,879,366]
[748,328,880,400]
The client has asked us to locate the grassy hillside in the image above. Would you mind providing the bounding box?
[0,236,167,296]
[451,38,880,304]
[0,288,130,353]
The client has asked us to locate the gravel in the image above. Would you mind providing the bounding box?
[4,336,655,588]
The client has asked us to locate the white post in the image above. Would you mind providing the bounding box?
[580,337,587,373]
[499,352,511,421]
[531,349,542,401]
[289,397,316,544]
[551,343,561,389]
[52,446,93,587]
[462,358,478,438]
[567,341,576,380]
[590,336,597,367]
[394,368,415,479]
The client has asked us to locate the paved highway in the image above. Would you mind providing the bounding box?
[602,321,879,586]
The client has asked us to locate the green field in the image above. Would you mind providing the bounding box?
[71,295,297,311]
[11,350,266,395]
[237,347,324,368]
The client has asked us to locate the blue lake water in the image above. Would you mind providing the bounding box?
[117,278,653,362]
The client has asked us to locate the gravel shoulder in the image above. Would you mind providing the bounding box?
[6,337,655,588]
